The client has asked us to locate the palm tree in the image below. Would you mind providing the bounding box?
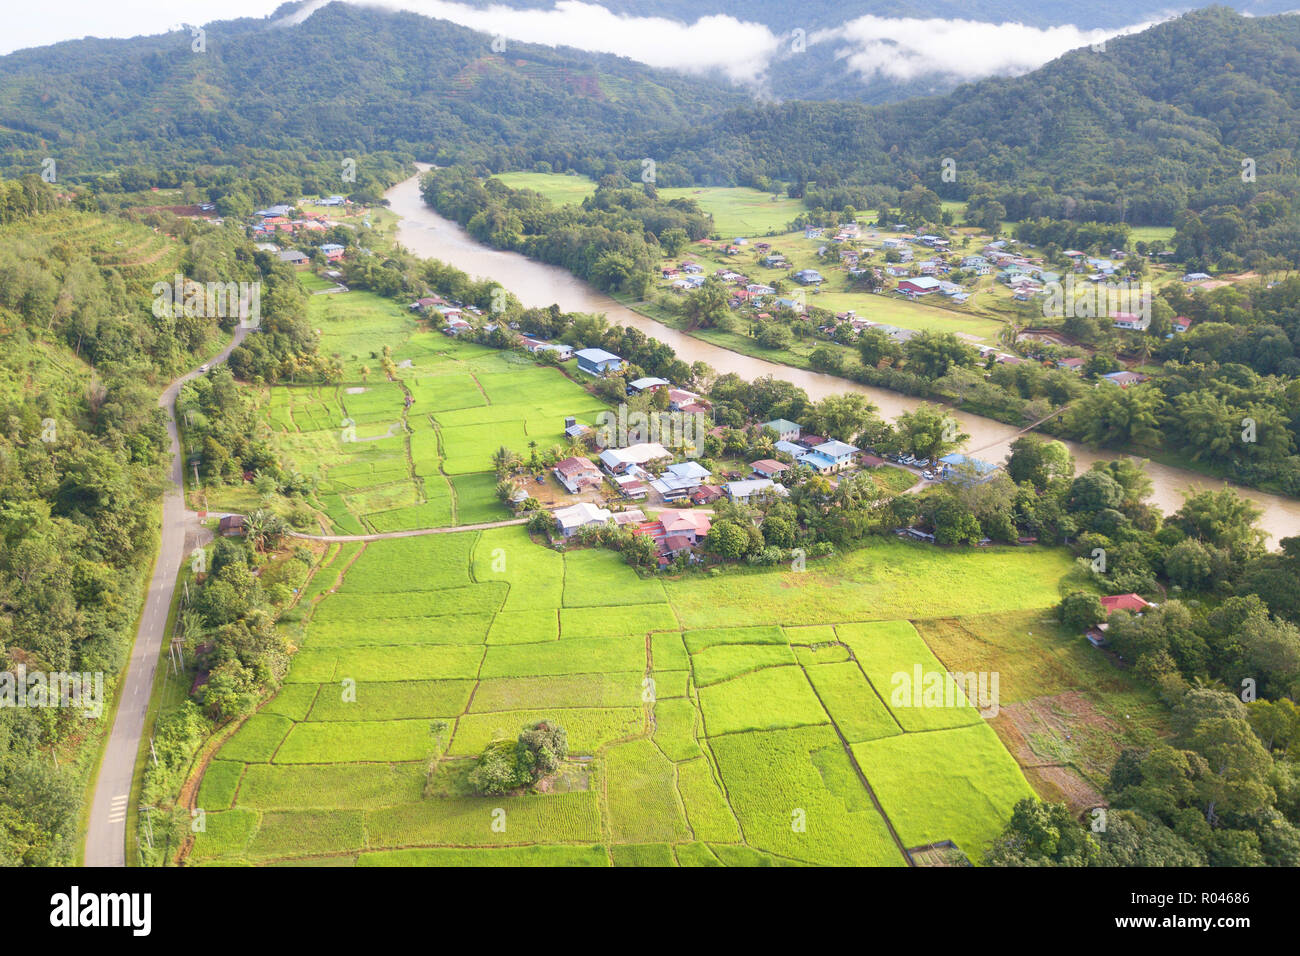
[491,445,521,476]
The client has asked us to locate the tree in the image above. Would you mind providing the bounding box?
[858,327,902,367]
[1067,469,1123,513]
[705,519,752,559]
[894,403,968,461]
[1171,488,1265,563]
[1164,538,1214,591]
[242,508,288,552]
[984,799,1100,866]
[681,278,732,330]
[1186,718,1274,823]
[659,227,689,257]
[1058,591,1106,631]
[1064,383,1164,448]
[808,393,883,445]
[1006,435,1074,490]
[904,331,975,379]
[468,721,568,795]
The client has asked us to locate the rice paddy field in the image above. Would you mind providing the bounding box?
[263,290,607,534]
[184,523,1090,867]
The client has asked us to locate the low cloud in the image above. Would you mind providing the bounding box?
[812,14,1163,83]
[360,0,782,83]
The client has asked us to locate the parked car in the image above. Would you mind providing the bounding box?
[922,470,935,480]
[199,364,209,373]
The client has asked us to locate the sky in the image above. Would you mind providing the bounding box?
[3,0,1160,86]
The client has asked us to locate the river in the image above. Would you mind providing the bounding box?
[384,169,1300,543]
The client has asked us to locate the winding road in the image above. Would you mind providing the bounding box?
[85,324,250,867]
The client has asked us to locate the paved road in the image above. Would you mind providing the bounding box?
[85,325,250,867]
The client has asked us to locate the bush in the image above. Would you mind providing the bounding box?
[1058,591,1106,632]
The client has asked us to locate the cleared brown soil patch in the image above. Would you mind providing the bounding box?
[993,690,1117,813]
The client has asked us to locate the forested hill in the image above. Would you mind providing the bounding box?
[0,1,747,181]
[2,2,1299,226]
[648,7,1300,220]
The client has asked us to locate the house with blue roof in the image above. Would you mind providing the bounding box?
[798,440,859,474]
[575,348,624,376]
[938,453,997,485]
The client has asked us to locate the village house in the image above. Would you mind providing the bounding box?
[666,388,707,413]
[278,249,309,267]
[1087,593,1155,646]
[627,376,670,395]
[520,336,573,361]
[724,478,786,504]
[798,440,860,474]
[562,416,590,440]
[409,295,448,313]
[553,502,613,537]
[750,459,790,479]
[611,474,650,499]
[597,443,672,475]
[1112,312,1151,332]
[659,510,712,543]
[575,348,625,376]
[650,461,711,501]
[320,243,345,262]
[1102,370,1147,387]
[691,484,724,505]
[553,456,604,494]
[938,453,998,485]
[793,269,824,285]
[1102,593,1153,614]
[760,418,801,442]
[218,515,246,537]
[897,276,941,296]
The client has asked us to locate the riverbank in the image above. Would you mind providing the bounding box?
[383,169,1300,544]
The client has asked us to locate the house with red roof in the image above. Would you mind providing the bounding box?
[553,456,604,494]
[659,510,711,543]
[1101,593,1152,614]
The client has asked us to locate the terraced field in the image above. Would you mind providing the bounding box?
[187,525,1067,866]
[265,290,606,534]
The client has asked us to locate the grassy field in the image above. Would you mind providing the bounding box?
[492,171,598,207]
[186,523,1092,866]
[658,186,807,237]
[488,173,804,238]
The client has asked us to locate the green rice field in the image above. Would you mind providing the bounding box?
[189,524,1062,867]
[264,289,606,534]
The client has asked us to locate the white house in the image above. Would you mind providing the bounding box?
[724,478,787,504]
[553,502,612,537]
[597,443,672,474]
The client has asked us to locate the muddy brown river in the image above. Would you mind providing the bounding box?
[385,169,1300,544]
